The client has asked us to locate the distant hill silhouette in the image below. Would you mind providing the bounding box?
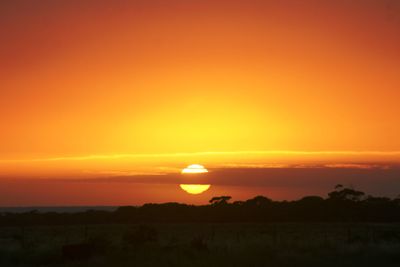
[1,185,400,226]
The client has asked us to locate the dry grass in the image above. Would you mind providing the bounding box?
[1,223,400,266]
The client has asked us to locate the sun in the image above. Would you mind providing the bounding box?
[181,164,208,174]
[179,184,211,194]
[180,164,210,194]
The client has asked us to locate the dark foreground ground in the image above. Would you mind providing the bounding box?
[1,223,400,267]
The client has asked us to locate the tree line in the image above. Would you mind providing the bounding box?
[1,185,400,226]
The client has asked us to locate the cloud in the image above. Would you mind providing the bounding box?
[51,164,400,196]
[1,150,400,163]
[1,164,400,205]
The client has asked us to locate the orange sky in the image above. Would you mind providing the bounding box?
[0,0,399,205]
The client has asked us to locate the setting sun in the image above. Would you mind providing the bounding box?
[180,164,210,194]
[181,164,208,174]
[179,184,211,195]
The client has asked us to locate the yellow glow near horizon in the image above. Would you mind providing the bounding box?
[181,164,209,174]
[179,184,211,195]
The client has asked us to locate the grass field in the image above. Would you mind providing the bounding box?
[1,223,400,266]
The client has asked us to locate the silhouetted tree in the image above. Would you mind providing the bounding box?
[335,184,344,190]
[244,195,272,206]
[209,196,232,205]
[328,185,365,202]
[298,196,324,203]
[2,187,400,224]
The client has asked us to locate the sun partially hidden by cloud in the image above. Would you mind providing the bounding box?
[179,184,211,195]
[181,164,209,174]
[180,164,210,194]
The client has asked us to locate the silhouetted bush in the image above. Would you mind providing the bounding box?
[1,185,400,225]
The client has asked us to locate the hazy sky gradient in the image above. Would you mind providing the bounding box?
[0,0,399,205]
[1,0,400,158]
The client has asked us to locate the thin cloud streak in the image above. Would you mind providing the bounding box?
[1,150,400,163]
